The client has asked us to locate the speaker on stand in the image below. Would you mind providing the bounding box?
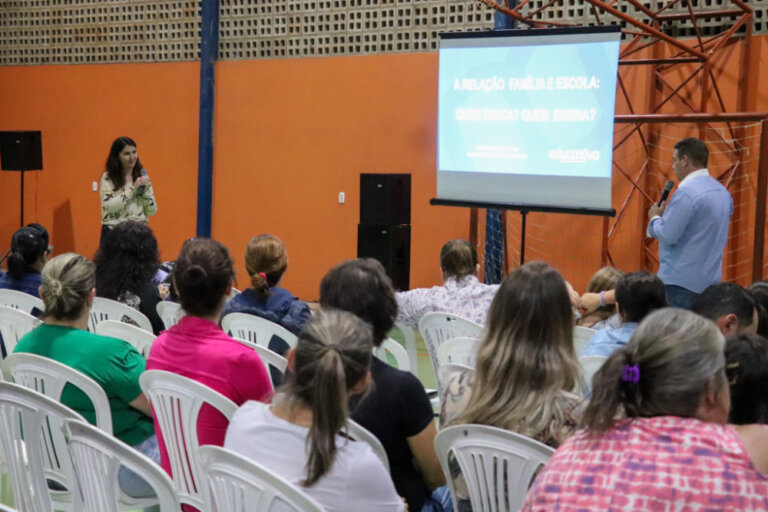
[0,131,43,227]
[357,174,411,291]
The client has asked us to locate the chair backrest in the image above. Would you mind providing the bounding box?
[579,355,608,389]
[95,319,157,358]
[0,289,44,314]
[221,313,297,350]
[0,305,41,355]
[347,419,389,472]
[228,287,242,300]
[419,313,483,396]
[437,362,474,396]
[64,419,180,512]
[435,337,480,369]
[434,424,555,512]
[233,337,288,393]
[156,301,184,330]
[199,445,325,512]
[374,338,410,373]
[573,326,596,356]
[389,321,418,377]
[139,370,238,509]
[2,352,114,434]
[88,297,153,333]
[0,381,85,512]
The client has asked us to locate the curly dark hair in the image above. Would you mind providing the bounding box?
[94,221,160,300]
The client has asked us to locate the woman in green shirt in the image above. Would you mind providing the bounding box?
[14,252,158,498]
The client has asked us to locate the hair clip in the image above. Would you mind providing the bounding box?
[259,272,267,279]
[621,364,640,384]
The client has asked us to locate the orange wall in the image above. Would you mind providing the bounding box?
[1,36,766,298]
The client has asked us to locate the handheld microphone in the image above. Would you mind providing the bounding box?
[137,169,148,195]
[658,180,674,207]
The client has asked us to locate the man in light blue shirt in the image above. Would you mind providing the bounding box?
[582,271,667,357]
[647,138,733,309]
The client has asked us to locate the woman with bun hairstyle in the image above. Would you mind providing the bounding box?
[100,136,157,245]
[14,253,159,497]
[147,238,272,489]
[521,308,768,511]
[0,223,51,298]
[221,234,310,335]
[225,309,405,512]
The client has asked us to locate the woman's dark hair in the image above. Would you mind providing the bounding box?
[173,238,235,317]
[245,234,288,301]
[584,308,726,434]
[725,333,768,425]
[748,281,768,337]
[94,221,159,300]
[319,258,397,347]
[439,239,477,280]
[282,310,373,486]
[7,223,49,278]
[104,136,144,190]
[614,271,668,323]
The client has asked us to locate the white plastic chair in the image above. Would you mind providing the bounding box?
[221,313,297,350]
[0,504,18,511]
[435,424,555,512]
[347,420,389,472]
[419,312,482,383]
[579,355,608,389]
[199,445,324,512]
[374,338,410,373]
[88,297,153,334]
[233,337,288,392]
[2,352,114,434]
[63,419,180,512]
[228,287,242,300]
[573,326,597,356]
[156,301,184,330]
[435,337,479,369]
[0,289,44,315]
[437,362,474,397]
[0,380,85,512]
[139,370,238,510]
[389,321,418,377]
[0,305,41,355]
[95,319,157,358]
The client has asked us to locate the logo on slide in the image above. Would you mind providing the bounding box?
[548,148,600,164]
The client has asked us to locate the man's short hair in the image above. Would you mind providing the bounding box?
[614,271,668,323]
[693,282,757,330]
[439,240,477,280]
[674,137,709,168]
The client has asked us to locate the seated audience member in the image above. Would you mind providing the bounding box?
[320,259,446,512]
[221,233,310,335]
[582,271,667,357]
[442,261,582,440]
[692,282,758,335]
[396,239,498,326]
[146,238,272,487]
[521,308,768,511]
[578,266,623,329]
[747,281,768,336]
[0,223,51,298]
[225,310,404,512]
[94,221,165,334]
[725,333,768,425]
[14,253,158,497]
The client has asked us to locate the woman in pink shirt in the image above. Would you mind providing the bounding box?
[522,308,768,511]
[146,238,272,486]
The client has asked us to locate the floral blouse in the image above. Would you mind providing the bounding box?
[100,171,157,227]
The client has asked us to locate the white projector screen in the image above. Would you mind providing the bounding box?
[437,27,621,213]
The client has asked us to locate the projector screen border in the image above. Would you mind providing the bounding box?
[439,25,622,43]
[428,198,616,217]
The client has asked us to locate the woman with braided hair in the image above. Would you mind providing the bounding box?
[224,309,405,512]
[521,308,768,511]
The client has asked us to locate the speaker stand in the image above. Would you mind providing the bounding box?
[19,168,25,227]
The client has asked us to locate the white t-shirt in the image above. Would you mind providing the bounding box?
[224,400,405,512]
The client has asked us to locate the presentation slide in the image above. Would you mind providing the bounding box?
[437,27,620,211]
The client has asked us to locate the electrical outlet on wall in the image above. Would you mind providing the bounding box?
[338,192,345,204]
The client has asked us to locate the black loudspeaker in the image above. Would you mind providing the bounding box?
[0,131,43,171]
[357,224,411,291]
[360,173,411,225]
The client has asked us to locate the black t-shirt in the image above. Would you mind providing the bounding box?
[350,358,434,511]
[133,280,165,335]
